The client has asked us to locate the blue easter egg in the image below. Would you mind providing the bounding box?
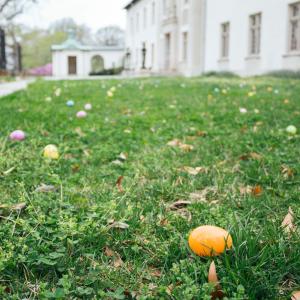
[66,100,74,107]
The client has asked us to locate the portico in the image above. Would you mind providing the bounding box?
[51,30,125,77]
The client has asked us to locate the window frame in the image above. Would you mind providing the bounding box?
[152,1,155,25]
[248,12,262,56]
[143,7,147,29]
[182,31,188,62]
[220,22,230,59]
[288,1,300,53]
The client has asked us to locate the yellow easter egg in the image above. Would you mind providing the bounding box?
[43,144,59,160]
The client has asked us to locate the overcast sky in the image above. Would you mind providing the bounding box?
[18,0,129,31]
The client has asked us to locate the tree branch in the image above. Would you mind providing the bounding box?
[0,0,12,13]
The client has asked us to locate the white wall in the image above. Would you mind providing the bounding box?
[52,49,124,77]
[125,0,206,76]
[204,0,300,76]
[125,0,161,72]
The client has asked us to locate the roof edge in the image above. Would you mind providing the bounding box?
[124,0,141,10]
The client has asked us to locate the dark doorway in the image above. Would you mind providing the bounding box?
[68,56,77,75]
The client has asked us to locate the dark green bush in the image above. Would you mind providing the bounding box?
[203,70,240,78]
[89,67,124,76]
[265,69,300,79]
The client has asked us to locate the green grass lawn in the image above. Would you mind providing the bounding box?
[0,76,300,299]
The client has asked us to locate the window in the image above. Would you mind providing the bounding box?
[249,13,262,55]
[143,7,147,28]
[289,2,300,52]
[182,9,188,24]
[182,32,188,62]
[221,22,230,58]
[137,13,140,32]
[152,1,156,25]
[163,0,167,14]
[130,17,134,34]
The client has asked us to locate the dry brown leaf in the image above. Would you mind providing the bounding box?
[103,246,124,268]
[292,291,300,300]
[108,221,129,230]
[11,203,27,211]
[208,261,219,283]
[175,176,184,186]
[252,185,263,196]
[282,207,296,234]
[196,130,207,137]
[35,184,57,193]
[64,153,74,160]
[112,160,123,166]
[249,152,262,160]
[173,209,192,222]
[148,283,157,290]
[189,187,217,203]
[40,130,49,137]
[181,166,208,175]
[166,284,174,296]
[239,185,252,195]
[74,127,85,137]
[160,218,169,226]
[187,136,197,141]
[167,139,194,152]
[2,166,16,176]
[83,149,90,157]
[179,143,194,152]
[113,256,124,268]
[210,200,219,205]
[72,164,80,173]
[118,152,128,161]
[239,152,262,161]
[167,139,181,147]
[149,267,162,278]
[116,176,124,193]
[168,200,192,210]
[281,165,294,179]
[104,246,115,257]
[208,261,224,300]
[0,202,27,213]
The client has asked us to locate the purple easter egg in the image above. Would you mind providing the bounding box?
[76,111,87,118]
[10,130,26,141]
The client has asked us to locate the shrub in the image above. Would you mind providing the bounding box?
[203,71,239,78]
[265,70,300,79]
[89,67,124,76]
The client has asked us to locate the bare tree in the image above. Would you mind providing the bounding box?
[0,0,37,22]
[95,26,125,47]
[49,18,93,45]
[0,0,38,73]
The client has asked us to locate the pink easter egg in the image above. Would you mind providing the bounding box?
[76,111,87,118]
[10,130,26,141]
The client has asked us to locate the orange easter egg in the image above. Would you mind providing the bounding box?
[188,225,233,257]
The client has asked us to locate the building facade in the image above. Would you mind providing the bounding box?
[125,0,300,76]
[52,31,125,77]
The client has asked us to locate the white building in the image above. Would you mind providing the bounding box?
[52,31,125,77]
[125,0,300,76]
